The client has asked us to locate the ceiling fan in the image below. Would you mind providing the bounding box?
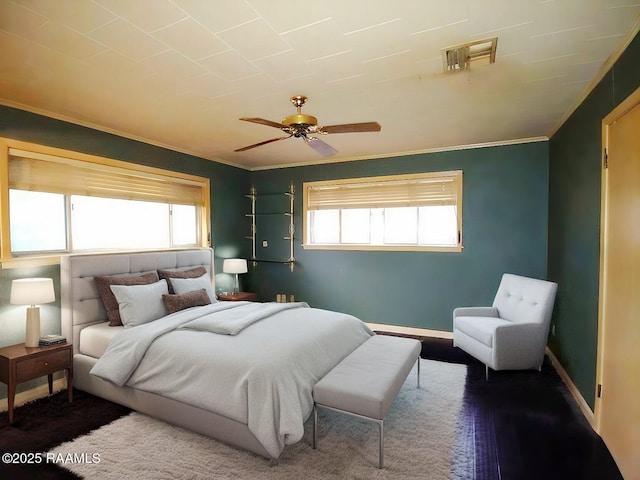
[234,95,381,157]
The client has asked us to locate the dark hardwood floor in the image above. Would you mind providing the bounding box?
[420,336,623,480]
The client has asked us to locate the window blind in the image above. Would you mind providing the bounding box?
[8,149,205,206]
[306,171,462,210]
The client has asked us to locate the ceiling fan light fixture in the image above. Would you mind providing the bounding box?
[282,113,318,127]
[442,37,498,72]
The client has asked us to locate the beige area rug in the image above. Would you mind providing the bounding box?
[49,360,466,480]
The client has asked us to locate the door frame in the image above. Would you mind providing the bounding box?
[595,84,640,430]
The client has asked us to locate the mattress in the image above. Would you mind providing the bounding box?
[79,322,121,358]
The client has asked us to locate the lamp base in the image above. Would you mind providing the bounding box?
[25,307,41,348]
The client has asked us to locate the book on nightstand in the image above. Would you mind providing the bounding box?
[39,334,67,346]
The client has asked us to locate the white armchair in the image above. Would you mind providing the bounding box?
[453,273,558,379]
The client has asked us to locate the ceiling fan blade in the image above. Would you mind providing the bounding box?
[239,117,289,129]
[234,136,291,152]
[320,122,381,134]
[306,137,338,157]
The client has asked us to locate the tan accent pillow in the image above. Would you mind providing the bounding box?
[95,272,160,326]
[157,267,207,294]
[162,288,211,314]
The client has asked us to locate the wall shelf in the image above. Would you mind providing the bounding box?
[246,185,295,271]
[251,259,295,265]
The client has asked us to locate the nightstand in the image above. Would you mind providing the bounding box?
[0,342,73,424]
[217,292,257,302]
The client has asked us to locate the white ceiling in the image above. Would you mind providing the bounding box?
[1,1,639,170]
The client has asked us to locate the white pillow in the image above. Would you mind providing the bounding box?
[169,274,216,302]
[110,280,169,327]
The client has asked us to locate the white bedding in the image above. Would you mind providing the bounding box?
[90,302,373,459]
[79,322,121,358]
[79,302,298,359]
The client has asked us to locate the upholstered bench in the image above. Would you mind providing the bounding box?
[312,334,421,468]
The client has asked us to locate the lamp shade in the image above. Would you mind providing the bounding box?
[10,278,55,306]
[223,259,248,274]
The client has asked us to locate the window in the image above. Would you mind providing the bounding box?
[0,138,210,263]
[303,171,462,252]
[9,190,67,252]
[70,196,171,251]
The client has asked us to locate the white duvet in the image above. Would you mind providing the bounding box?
[90,302,373,458]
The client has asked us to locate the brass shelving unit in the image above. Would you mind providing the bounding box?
[246,184,295,271]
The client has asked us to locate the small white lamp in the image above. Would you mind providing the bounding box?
[223,259,248,294]
[10,278,55,347]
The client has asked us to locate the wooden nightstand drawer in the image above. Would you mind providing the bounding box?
[16,349,70,382]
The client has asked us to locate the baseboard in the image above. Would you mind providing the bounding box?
[0,378,68,413]
[367,323,453,339]
[545,347,595,427]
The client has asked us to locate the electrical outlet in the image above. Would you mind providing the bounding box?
[262,240,268,247]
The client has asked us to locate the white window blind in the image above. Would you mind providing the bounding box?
[8,149,205,206]
[303,170,463,252]
[306,171,461,210]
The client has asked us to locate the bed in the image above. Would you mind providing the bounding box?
[60,248,373,460]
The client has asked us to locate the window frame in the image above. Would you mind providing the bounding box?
[0,137,211,268]
[302,171,463,252]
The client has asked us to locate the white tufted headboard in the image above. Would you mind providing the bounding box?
[60,248,215,354]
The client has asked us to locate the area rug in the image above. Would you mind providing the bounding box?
[48,359,466,480]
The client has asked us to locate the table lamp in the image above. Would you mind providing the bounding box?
[223,259,248,294]
[10,278,55,347]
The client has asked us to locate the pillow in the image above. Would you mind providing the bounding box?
[162,288,211,314]
[95,272,160,326]
[168,274,216,302]
[109,280,168,327]
[157,267,207,294]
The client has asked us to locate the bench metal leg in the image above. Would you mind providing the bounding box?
[314,404,387,469]
[378,419,384,469]
[417,357,421,389]
[312,405,318,449]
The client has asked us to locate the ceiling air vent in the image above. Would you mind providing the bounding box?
[442,37,498,72]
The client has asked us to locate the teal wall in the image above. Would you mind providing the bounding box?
[548,31,640,409]
[248,141,550,331]
[0,105,252,398]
